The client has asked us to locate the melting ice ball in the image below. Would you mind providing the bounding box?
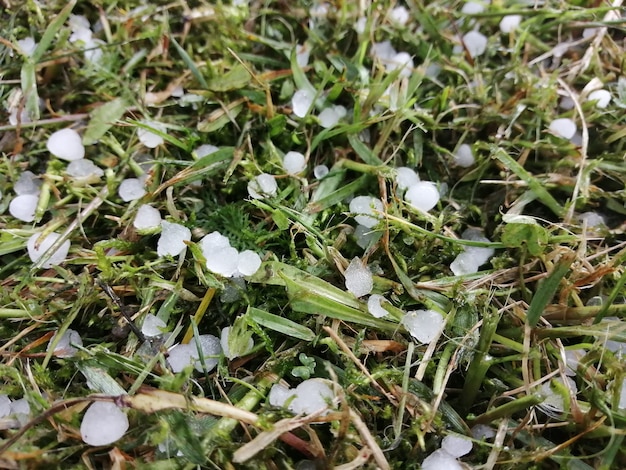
[237,250,262,276]
[292,89,314,118]
[247,173,278,199]
[453,144,475,168]
[9,194,39,222]
[47,329,83,358]
[313,164,329,179]
[133,204,161,230]
[283,151,307,175]
[401,310,444,344]
[47,128,85,161]
[344,257,373,298]
[549,118,576,140]
[157,221,191,257]
[404,181,440,212]
[141,314,166,337]
[367,294,389,318]
[500,15,522,33]
[462,31,488,58]
[422,449,464,470]
[137,120,167,148]
[14,171,41,195]
[395,167,420,191]
[118,178,146,202]
[27,232,71,268]
[66,159,104,183]
[442,434,473,457]
[80,402,129,446]
[349,195,383,228]
[587,89,611,108]
[167,334,222,373]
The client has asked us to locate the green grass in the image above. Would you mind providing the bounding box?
[1,0,625,468]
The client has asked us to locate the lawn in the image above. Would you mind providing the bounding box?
[1,0,625,468]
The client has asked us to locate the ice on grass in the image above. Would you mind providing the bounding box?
[206,246,240,277]
[404,181,440,212]
[269,384,296,407]
[450,229,495,276]
[47,128,85,161]
[371,41,397,63]
[133,204,161,230]
[395,167,420,191]
[349,195,383,228]
[461,2,486,15]
[295,43,310,68]
[563,349,585,376]
[157,221,191,257]
[118,178,146,202]
[137,120,167,148]
[247,173,278,199]
[450,252,480,276]
[354,224,380,250]
[17,37,37,56]
[200,231,231,253]
[237,250,262,276]
[354,17,367,34]
[587,89,611,108]
[402,310,444,344]
[66,159,104,183]
[48,329,83,358]
[318,105,346,128]
[422,449,464,470]
[289,379,335,415]
[549,118,576,139]
[0,395,12,418]
[15,171,41,195]
[345,257,373,298]
[27,232,71,268]
[194,144,219,158]
[292,89,314,118]
[167,334,222,373]
[142,314,166,337]
[220,326,254,359]
[389,6,410,26]
[10,398,30,418]
[540,377,577,413]
[471,424,496,440]
[81,401,129,446]
[578,212,606,228]
[442,434,473,457]
[9,194,38,222]
[462,31,488,58]
[387,52,414,78]
[314,164,329,179]
[367,294,389,318]
[283,151,307,175]
[453,144,475,167]
[500,15,522,33]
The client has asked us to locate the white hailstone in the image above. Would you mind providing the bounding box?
[166,343,196,372]
[69,14,91,34]
[133,204,161,230]
[283,151,307,175]
[141,314,166,337]
[404,181,440,212]
[237,250,262,276]
[83,38,105,64]
[619,378,626,410]
[453,144,475,167]
[462,31,488,58]
[220,326,254,359]
[354,17,367,34]
[196,334,222,371]
[27,232,71,268]
[289,379,335,415]
[118,178,146,202]
[313,164,329,179]
[194,144,219,158]
[395,167,420,191]
[587,89,611,108]
[66,159,104,182]
[549,118,576,139]
[387,52,413,78]
[10,398,31,426]
[371,41,397,63]
[157,221,191,257]
[9,194,38,222]
[401,310,445,344]
[292,89,314,118]
[367,294,389,318]
[389,6,410,26]
[0,395,12,418]
[461,2,486,15]
[47,128,85,161]
[471,424,496,440]
[48,329,83,358]
[247,173,278,199]
[578,211,606,227]
[563,349,585,376]
[200,231,231,253]
[295,43,310,68]
[582,27,599,39]
[318,105,346,129]
[500,15,522,33]
[171,85,185,97]
[354,224,380,249]
[17,37,37,56]
[206,246,240,277]
[442,434,473,457]
[540,377,577,413]
[69,26,92,44]
[422,449,464,470]
[349,195,383,228]
[450,251,481,276]
[167,335,222,373]
[344,257,373,298]
[269,384,296,407]
[80,402,129,446]
[137,120,166,148]
[559,96,575,110]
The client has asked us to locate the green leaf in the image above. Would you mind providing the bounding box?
[348,134,383,165]
[247,307,315,341]
[77,364,127,395]
[501,222,549,256]
[207,64,251,92]
[170,36,208,89]
[526,254,575,326]
[30,0,77,63]
[83,98,127,145]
